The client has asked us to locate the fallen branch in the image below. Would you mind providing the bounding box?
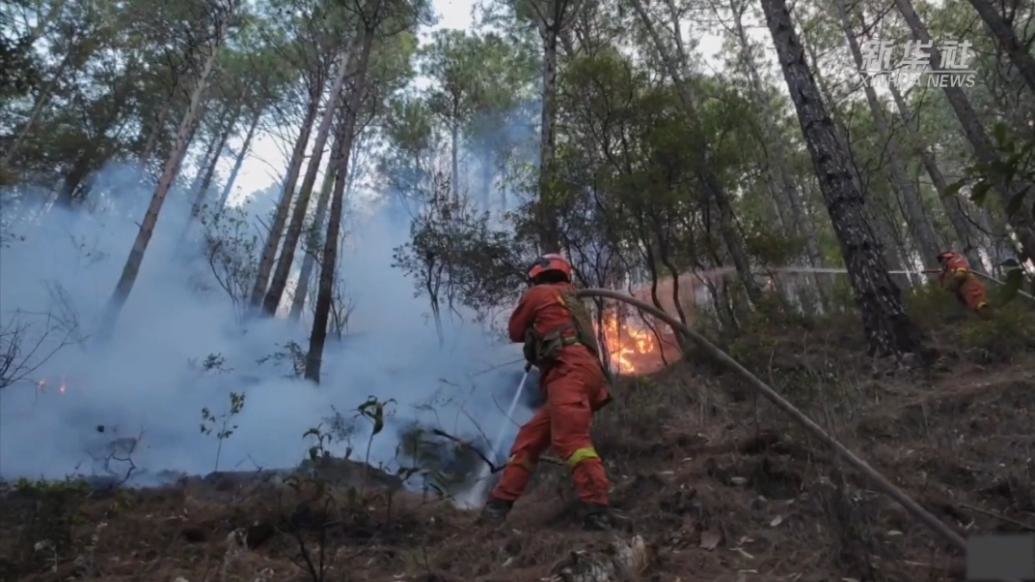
[430,429,502,473]
[577,288,967,550]
[960,503,1035,531]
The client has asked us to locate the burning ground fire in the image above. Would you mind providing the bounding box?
[597,310,679,375]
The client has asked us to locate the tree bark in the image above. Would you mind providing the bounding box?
[835,0,943,268]
[189,107,232,193]
[536,3,564,252]
[760,0,919,355]
[2,52,72,167]
[451,115,460,203]
[966,0,1035,93]
[728,0,827,306]
[216,108,261,210]
[190,105,239,217]
[801,35,913,279]
[249,79,325,308]
[886,81,985,269]
[289,159,338,320]
[262,44,355,316]
[305,31,374,382]
[629,0,764,306]
[895,0,1035,262]
[106,18,228,321]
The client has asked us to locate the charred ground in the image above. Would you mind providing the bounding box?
[2,297,1034,582]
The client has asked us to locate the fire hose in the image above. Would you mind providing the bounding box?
[576,288,968,550]
[784,267,1035,303]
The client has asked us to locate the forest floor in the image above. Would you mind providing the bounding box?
[2,298,1035,581]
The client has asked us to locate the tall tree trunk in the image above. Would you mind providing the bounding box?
[106,23,227,322]
[536,12,562,252]
[263,44,355,316]
[249,81,324,308]
[835,0,943,268]
[895,0,1035,262]
[305,31,374,382]
[966,0,1035,93]
[189,107,232,193]
[190,105,239,217]
[2,53,72,166]
[760,0,919,355]
[139,98,174,164]
[216,108,261,210]
[451,112,460,204]
[728,0,827,305]
[289,160,338,320]
[481,149,494,213]
[629,0,764,306]
[801,35,912,277]
[886,81,985,269]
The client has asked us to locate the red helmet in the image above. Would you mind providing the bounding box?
[528,253,572,282]
[936,251,958,264]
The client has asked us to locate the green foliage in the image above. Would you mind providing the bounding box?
[392,176,525,318]
[955,308,1035,362]
[945,122,1034,226]
[200,391,247,472]
[257,340,308,377]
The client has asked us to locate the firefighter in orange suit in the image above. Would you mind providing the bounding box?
[479,254,616,530]
[937,251,990,317]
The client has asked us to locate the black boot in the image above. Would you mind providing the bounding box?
[580,503,614,531]
[478,497,513,526]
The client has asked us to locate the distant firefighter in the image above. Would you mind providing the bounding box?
[936,251,990,317]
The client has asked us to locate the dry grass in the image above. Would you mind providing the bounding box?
[2,306,1033,581]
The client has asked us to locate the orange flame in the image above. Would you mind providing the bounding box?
[597,311,669,375]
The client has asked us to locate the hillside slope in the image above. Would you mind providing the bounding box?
[2,307,1034,581]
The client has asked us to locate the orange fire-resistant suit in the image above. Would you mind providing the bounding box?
[938,252,989,313]
[490,282,612,506]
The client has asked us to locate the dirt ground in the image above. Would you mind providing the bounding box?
[2,309,1034,581]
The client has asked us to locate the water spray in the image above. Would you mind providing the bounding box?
[464,364,532,507]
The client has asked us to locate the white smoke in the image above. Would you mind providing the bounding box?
[0,164,533,485]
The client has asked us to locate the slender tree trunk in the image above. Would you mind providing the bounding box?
[729,0,827,305]
[802,35,912,277]
[216,108,261,210]
[761,0,919,355]
[263,44,355,316]
[966,0,1035,93]
[305,31,374,382]
[481,149,494,213]
[536,16,562,252]
[629,0,764,306]
[191,105,239,217]
[106,22,227,322]
[835,0,942,267]
[895,0,1035,262]
[886,81,985,269]
[2,53,72,166]
[289,161,338,320]
[451,114,460,204]
[190,107,231,193]
[249,80,324,308]
[140,98,174,164]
